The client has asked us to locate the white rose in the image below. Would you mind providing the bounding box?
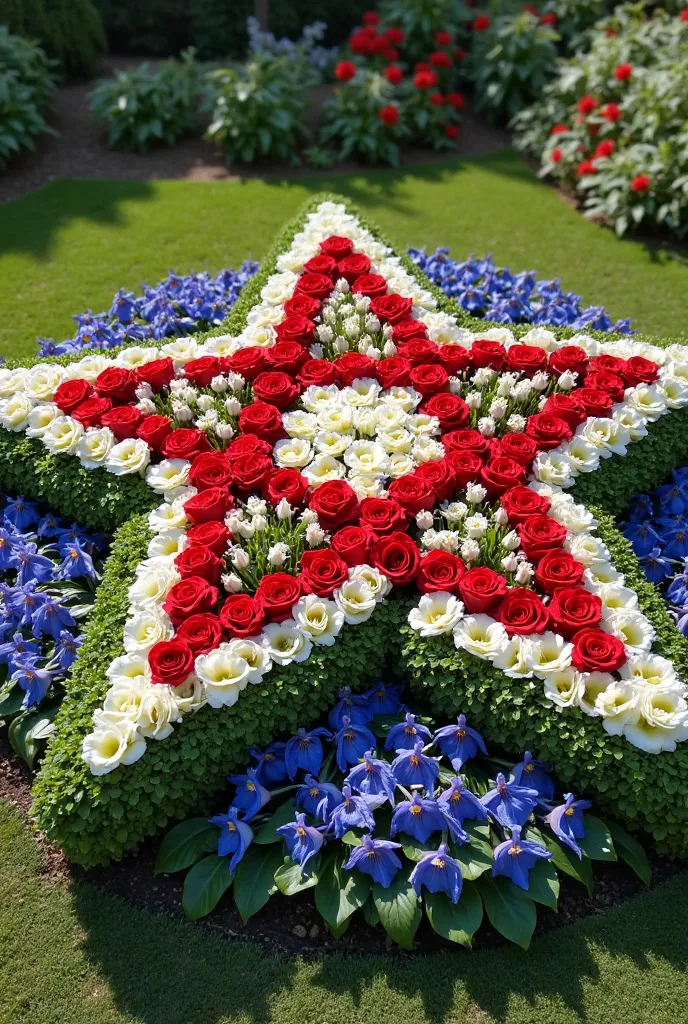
[594,681,639,736]
[76,427,115,469]
[532,452,575,488]
[239,324,278,350]
[0,367,27,397]
[542,667,585,708]
[106,654,151,687]
[520,327,556,351]
[333,580,377,625]
[348,564,391,599]
[561,437,600,474]
[283,411,318,440]
[195,646,251,708]
[225,638,272,683]
[116,346,159,369]
[596,583,638,615]
[173,675,208,714]
[565,533,610,567]
[128,566,179,609]
[527,632,573,678]
[602,609,654,655]
[579,417,630,457]
[660,375,688,409]
[619,653,680,690]
[584,560,624,588]
[148,529,188,558]
[387,453,415,479]
[550,501,596,534]
[161,337,201,365]
[627,383,667,422]
[43,415,84,454]
[493,636,534,678]
[23,364,67,401]
[146,459,191,494]
[577,671,614,716]
[453,615,509,661]
[82,719,147,776]
[68,354,110,382]
[409,593,464,637]
[273,437,313,469]
[0,392,34,431]
[203,334,240,358]
[148,499,188,532]
[293,595,344,646]
[303,454,346,488]
[123,608,173,654]
[135,686,183,740]
[106,437,151,476]
[622,688,688,753]
[612,406,647,442]
[260,270,298,305]
[260,621,313,666]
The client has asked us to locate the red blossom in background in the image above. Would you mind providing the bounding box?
[435,31,452,45]
[594,139,615,159]
[430,92,444,106]
[614,63,633,81]
[363,11,379,26]
[551,148,562,163]
[413,69,438,89]
[378,104,399,126]
[446,91,464,109]
[550,124,568,135]
[602,102,622,122]
[335,60,357,82]
[445,124,459,140]
[631,175,651,193]
[681,7,688,22]
[577,95,597,115]
[430,50,452,68]
[385,26,405,44]
[541,12,557,25]
[473,15,491,31]
[385,65,403,85]
[577,160,597,177]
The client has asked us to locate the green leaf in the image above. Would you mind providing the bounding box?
[452,828,493,882]
[424,882,483,947]
[476,875,537,950]
[182,854,233,921]
[155,818,219,874]
[274,854,320,896]
[233,844,283,923]
[341,829,363,846]
[253,797,297,844]
[400,834,441,863]
[526,858,559,910]
[373,871,421,950]
[0,683,26,721]
[8,712,39,768]
[607,821,651,886]
[363,895,380,928]
[578,815,617,862]
[315,847,371,929]
[544,835,594,896]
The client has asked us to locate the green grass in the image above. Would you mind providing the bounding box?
[2,151,688,361]
[1,801,687,1024]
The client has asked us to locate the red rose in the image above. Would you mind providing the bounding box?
[337,253,372,285]
[296,272,335,301]
[370,293,413,325]
[497,432,539,467]
[385,65,403,85]
[274,316,316,347]
[188,452,233,491]
[136,414,172,451]
[135,358,175,391]
[71,396,112,429]
[376,357,413,389]
[334,352,376,386]
[186,521,230,557]
[320,235,354,260]
[409,363,449,397]
[175,613,224,655]
[225,348,268,381]
[387,475,435,516]
[226,434,272,461]
[417,550,465,594]
[507,344,548,376]
[623,356,659,387]
[297,359,339,388]
[238,402,285,444]
[372,531,421,585]
[416,460,454,501]
[446,450,484,488]
[231,452,273,494]
[571,628,626,673]
[542,393,587,429]
[396,339,440,366]
[438,346,471,375]
[549,587,602,638]
[471,340,507,369]
[481,457,526,498]
[163,576,220,625]
[308,480,360,531]
[175,544,223,586]
[219,594,266,638]
[498,589,550,635]
[548,345,589,377]
[575,388,613,418]
[525,413,572,451]
[255,572,303,621]
[500,485,551,524]
[184,487,231,525]
[95,366,137,403]
[378,104,399,125]
[335,58,357,81]
[352,273,388,298]
[421,392,469,430]
[585,371,625,403]
[442,428,491,459]
[299,548,348,596]
[534,550,585,594]
[54,378,95,414]
[359,496,407,536]
[304,254,338,278]
[332,525,375,566]
[252,371,300,410]
[391,320,429,345]
[265,467,309,507]
[101,405,143,441]
[518,515,567,562]
[588,354,626,377]
[148,639,195,686]
[459,567,508,614]
[184,355,222,388]
[162,428,212,461]
[263,342,306,374]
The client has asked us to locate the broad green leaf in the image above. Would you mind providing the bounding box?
[526,858,559,910]
[544,834,594,896]
[326,918,351,940]
[477,875,537,950]
[452,830,493,882]
[0,683,25,721]
[578,815,617,862]
[400,834,441,863]
[274,854,320,896]
[182,854,233,921]
[607,821,651,886]
[424,883,483,947]
[233,844,283,923]
[8,712,41,768]
[341,829,363,846]
[363,895,380,927]
[253,797,297,845]
[155,818,218,874]
[373,870,422,950]
[315,847,371,929]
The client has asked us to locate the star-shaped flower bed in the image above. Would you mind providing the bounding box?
[3,195,688,867]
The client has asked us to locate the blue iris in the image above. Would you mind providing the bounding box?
[333,716,376,773]
[432,713,487,769]
[284,726,332,779]
[249,741,288,785]
[391,740,440,791]
[545,793,592,858]
[345,749,397,807]
[343,834,402,888]
[296,775,343,820]
[227,768,271,818]
[276,812,324,870]
[410,842,463,903]
[329,785,375,838]
[509,751,555,800]
[623,522,663,558]
[481,772,539,828]
[208,806,254,873]
[492,825,552,890]
[384,712,432,752]
[362,681,403,716]
[328,687,372,729]
[391,792,445,843]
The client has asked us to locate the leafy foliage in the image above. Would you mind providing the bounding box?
[0,26,58,171]
[3,0,106,80]
[321,70,406,167]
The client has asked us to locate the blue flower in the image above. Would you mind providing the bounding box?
[11,655,55,709]
[345,749,397,807]
[662,529,688,561]
[53,630,84,671]
[58,540,96,580]
[343,834,402,888]
[639,547,673,584]
[391,739,441,791]
[362,681,403,716]
[227,767,271,817]
[30,597,76,639]
[329,785,376,838]
[492,824,551,890]
[284,726,332,779]
[666,573,688,607]
[328,686,372,729]
[0,529,20,571]
[509,751,555,800]
[4,496,39,531]
[481,772,539,828]
[410,842,463,903]
[625,494,655,523]
[432,714,487,769]
[333,716,376,773]
[7,582,48,627]
[384,712,432,752]
[437,777,488,841]
[545,793,592,858]
[0,631,41,672]
[37,513,63,539]
[209,806,254,873]
[249,741,287,785]
[276,812,324,869]
[12,543,55,586]
[391,792,445,843]
[656,480,688,515]
[296,775,343,820]
[623,522,663,557]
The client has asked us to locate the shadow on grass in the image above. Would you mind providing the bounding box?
[70,870,688,1024]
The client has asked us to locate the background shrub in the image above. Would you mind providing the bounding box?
[0,26,57,171]
[321,69,407,166]
[3,0,106,80]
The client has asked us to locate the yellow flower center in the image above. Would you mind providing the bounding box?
[410,804,422,815]
[508,844,522,856]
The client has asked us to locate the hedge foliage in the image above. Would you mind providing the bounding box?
[3,0,106,80]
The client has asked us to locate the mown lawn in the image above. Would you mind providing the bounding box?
[2,150,688,362]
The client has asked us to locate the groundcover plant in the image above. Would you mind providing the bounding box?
[2,194,688,870]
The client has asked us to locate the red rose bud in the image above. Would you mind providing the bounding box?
[54,378,95,414]
[148,639,195,686]
[549,587,603,638]
[500,484,551,524]
[162,427,212,461]
[175,544,223,585]
[372,531,421,585]
[308,479,360,531]
[534,550,585,594]
[571,627,626,673]
[264,467,309,508]
[525,412,573,452]
[299,548,348,597]
[471,340,507,369]
[255,572,303,621]
[219,594,266,638]
[498,589,550,635]
[320,235,354,260]
[184,487,231,525]
[332,525,375,567]
[95,366,137,403]
[186,521,230,557]
[370,293,413,325]
[387,475,436,515]
[518,515,568,562]
[188,451,233,491]
[135,357,175,391]
[225,347,268,381]
[238,402,286,444]
[163,576,220,625]
[101,405,143,441]
[175,613,224,655]
[183,355,222,388]
[458,567,508,614]
[274,316,316,347]
[337,253,372,285]
[296,272,335,301]
[352,273,388,298]
[71,395,112,429]
[417,550,465,595]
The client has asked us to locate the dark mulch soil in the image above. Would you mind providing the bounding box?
[0,59,510,206]
[1,737,683,957]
